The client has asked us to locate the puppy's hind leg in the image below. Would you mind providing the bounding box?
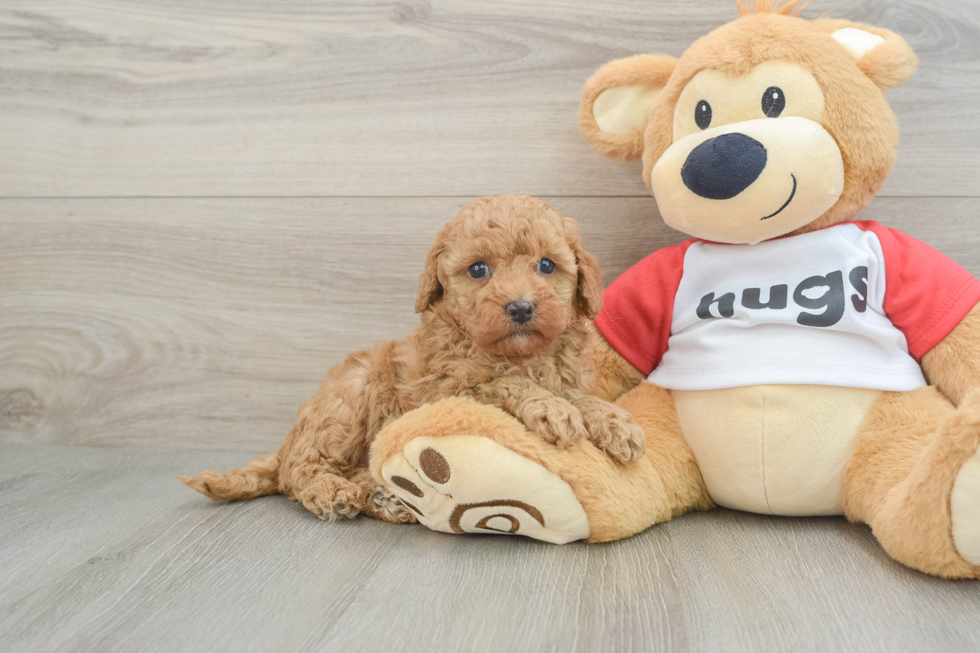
[277,344,396,521]
[288,462,368,521]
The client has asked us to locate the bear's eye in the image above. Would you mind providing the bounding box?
[762,86,785,118]
[695,100,712,130]
[468,262,489,279]
[537,258,555,275]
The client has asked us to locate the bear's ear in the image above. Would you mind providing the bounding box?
[811,19,918,90]
[579,54,678,162]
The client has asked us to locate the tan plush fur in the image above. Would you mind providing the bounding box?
[181,195,644,521]
[371,387,710,543]
[578,54,678,162]
[809,18,919,91]
[845,387,980,579]
[569,3,979,578]
[580,13,917,236]
[735,0,812,17]
[651,15,911,236]
[590,322,646,402]
[922,304,980,407]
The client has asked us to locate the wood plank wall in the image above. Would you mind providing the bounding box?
[2,0,978,451]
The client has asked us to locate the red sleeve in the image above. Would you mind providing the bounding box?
[594,240,694,375]
[855,221,980,360]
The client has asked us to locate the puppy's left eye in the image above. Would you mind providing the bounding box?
[468,262,489,279]
[537,258,556,275]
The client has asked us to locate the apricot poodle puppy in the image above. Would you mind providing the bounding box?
[181,195,645,523]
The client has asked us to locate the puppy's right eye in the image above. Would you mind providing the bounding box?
[537,258,556,275]
[468,262,489,279]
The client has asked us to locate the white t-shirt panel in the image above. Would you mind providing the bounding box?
[647,223,928,391]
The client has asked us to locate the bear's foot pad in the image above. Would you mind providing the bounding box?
[380,435,590,544]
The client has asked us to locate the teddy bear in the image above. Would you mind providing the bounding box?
[369,0,980,579]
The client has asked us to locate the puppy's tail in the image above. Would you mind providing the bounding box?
[180,451,280,501]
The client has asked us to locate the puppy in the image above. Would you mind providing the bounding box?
[182,195,645,523]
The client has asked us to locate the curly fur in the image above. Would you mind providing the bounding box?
[181,195,645,521]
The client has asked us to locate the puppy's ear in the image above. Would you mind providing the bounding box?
[811,19,917,90]
[579,54,678,162]
[563,218,604,319]
[415,239,445,313]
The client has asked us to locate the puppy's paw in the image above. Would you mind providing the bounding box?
[581,403,646,463]
[368,485,418,524]
[520,397,588,449]
[298,475,365,521]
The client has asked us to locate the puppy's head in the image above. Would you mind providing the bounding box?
[416,195,603,359]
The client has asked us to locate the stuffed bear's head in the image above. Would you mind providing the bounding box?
[579,0,917,245]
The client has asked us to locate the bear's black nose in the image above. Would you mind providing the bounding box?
[506,300,535,324]
[681,133,768,200]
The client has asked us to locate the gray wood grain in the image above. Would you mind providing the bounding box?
[1,0,978,198]
[0,443,978,653]
[3,196,978,451]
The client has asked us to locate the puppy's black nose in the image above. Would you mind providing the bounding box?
[681,133,767,200]
[506,300,535,324]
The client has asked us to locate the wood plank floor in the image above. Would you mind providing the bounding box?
[2,443,980,653]
[2,0,980,650]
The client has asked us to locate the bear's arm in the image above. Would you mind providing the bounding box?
[589,239,695,401]
[921,303,980,406]
[853,222,980,406]
[589,322,646,402]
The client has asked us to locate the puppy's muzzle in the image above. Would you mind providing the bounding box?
[505,299,535,324]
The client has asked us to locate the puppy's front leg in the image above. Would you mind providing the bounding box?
[471,377,588,449]
[572,395,646,463]
[349,468,418,525]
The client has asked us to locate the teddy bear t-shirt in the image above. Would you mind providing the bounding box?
[596,221,980,391]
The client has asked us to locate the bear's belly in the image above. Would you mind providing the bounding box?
[673,385,882,516]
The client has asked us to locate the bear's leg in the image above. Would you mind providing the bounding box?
[370,382,711,544]
[595,381,713,541]
[843,386,980,579]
